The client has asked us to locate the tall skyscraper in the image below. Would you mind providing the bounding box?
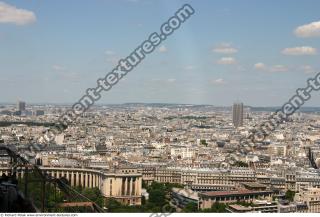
[232,102,243,128]
[17,101,26,112]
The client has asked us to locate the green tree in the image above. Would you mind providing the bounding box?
[149,189,166,205]
[144,182,177,213]
[200,139,208,146]
[81,187,104,207]
[183,202,198,212]
[141,196,146,205]
[234,161,249,167]
[105,198,123,212]
[210,202,227,213]
[285,190,295,202]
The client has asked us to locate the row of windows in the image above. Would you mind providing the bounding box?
[122,170,136,173]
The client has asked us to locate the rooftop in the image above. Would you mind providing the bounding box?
[200,189,272,197]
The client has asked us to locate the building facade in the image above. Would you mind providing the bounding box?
[232,102,244,128]
[0,166,142,206]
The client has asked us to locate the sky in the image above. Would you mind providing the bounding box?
[0,0,320,106]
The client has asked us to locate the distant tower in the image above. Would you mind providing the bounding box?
[232,102,243,128]
[17,101,26,112]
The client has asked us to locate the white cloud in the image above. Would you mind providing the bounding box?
[270,65,288,72]
[282,46,317,55]
[0,1,36,25]
[158,45,167,53]
[105,50,115,56]
[217,57,236,65]
[151,78,161,82]
[294,21,320,38]
[211,78,225,85]
[212,43,238,54]
[237,65,246,72]
[254,62,266,70]
[184,65,196,70]
[106,57,119,64]
[151,78,176,85]
[301,65,314,74]
[52,65,65,71]
[105,50,119,64]
[167,78,176,83]
[254,63,289,72]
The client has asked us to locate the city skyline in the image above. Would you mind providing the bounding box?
[2,1,320,214]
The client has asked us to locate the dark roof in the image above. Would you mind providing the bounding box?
[200,190,272,197]
[242,182,267,188]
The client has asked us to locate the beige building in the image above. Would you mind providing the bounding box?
[295,188,320,212]
[142,167,255,191]
[199,190,273,209]
[100,168,142,206]
[141,167,320,194]
[268,144,287,157]
[0,166,142,206]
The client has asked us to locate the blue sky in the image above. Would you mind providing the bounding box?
[0,0,320,106]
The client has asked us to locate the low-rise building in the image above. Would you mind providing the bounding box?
[295,187,320,212]
[199,189,273,210]
[171,187,199,208]
[227,200,278,213]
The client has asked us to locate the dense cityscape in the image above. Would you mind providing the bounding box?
[1,101,320,212]
[1,0,320,215]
